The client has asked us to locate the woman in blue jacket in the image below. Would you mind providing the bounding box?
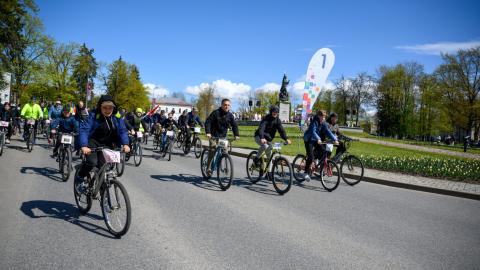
[303,110,338,181]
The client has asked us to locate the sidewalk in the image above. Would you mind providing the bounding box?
[210,143,480,200]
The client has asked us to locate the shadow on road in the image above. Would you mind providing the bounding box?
[20,166,63,182]
[235,178,280,196]
[20,200,116,239]
[293,181,328,192]
[151,174,223,191]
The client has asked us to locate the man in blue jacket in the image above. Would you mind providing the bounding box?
[303,110,338,181]
[76,95,130,180]
[51,106,79,157]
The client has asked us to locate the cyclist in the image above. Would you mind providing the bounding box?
[20,97,43,142]
[185,107,203,147]
[303,110,338,181]
[125,108,148,149]
[160,111,179,151]
[51,106,79,157]
[1,102,14,144]
[205,98,239,176]
[40,101,49,135]
[253,105,291,166]
[326,112,346,160]
[76,95,130,182]
[48,100,63,142]
[178,109,188,131]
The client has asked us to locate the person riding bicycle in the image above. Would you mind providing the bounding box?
[303,110,338,181]
[51,106,79,157]
[160,112,179,151]
[1,102,15,144]
[177,109,188,134]
[125,108,148,150]
[152,109,166,135]
[39,101,49,135]
[20,97,43,142]
[326,112,346,160]
[205,98,239,176]
[76,95,130,182]
[185,107,203,147]
[253,105,291,166]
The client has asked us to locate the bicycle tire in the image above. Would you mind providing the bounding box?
[217,153,234,191]
[183,141,190,155]
[194,138,202,158]
[340,155,364,186]
[292,154,307,183]
[73,168,93,214]
[116,152,126,177]
[200,149,211,180]
[134,144,142,167]
[319,160,340,192]
[101,179,131,237]
[176,133,183,148]
[0,133,4,156]
[271,157,293,195]
[246,151,262,183]
[168,140,173,161]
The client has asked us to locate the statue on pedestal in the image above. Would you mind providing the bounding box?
[279,74,290,102]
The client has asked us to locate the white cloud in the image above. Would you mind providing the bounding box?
[185,79,252,100]
[256,82,280,92]
[144,83,170,98]
[396,40,480,55]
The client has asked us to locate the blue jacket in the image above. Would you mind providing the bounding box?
[186,112,203,127]
[79,109,129,148]
[303,115,337,142]
[53,116,79,133]
[48,105,63,120]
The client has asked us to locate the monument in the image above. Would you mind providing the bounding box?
[278,74,291,122]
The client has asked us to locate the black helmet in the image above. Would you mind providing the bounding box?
[269,105,279,114]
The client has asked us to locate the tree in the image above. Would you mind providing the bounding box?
[72,43,97,102]
[435,47,480,141]
[195,85,216,120]
[252,90,279,115]
[349,72,375,126]
[106,57,150,111]
[333,76,350,126]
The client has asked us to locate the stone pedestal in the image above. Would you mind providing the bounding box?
[279,102,291,123]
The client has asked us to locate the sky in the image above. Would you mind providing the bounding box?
[36,0,480,109]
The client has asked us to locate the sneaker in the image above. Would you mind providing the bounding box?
[304,174,311,182]
[206,169,212,177]
[5,139,10,144]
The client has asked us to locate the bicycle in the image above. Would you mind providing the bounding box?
[74,147,131,237]
[175,128,186,149]
[200,137,235,191]
[0,120,10,156]
[183,126,203,158]
[246,141,293,195]
[160,128,175,161]
[126,132,143,167]
[331,136,364,186]
[54,131,76,182]
[24,119,36,152]
[292,141,340,192]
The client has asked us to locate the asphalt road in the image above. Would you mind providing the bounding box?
[1,135,479,270]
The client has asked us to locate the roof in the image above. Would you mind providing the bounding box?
[154,97,192,106]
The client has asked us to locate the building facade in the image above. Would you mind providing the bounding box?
[153,97,193,119]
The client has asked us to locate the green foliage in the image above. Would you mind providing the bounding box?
[252,90,279,115]
[72,43,98,101]
[194,85,216,120]
[106,57,150,111]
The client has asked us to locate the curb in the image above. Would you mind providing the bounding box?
[223,148,480,201]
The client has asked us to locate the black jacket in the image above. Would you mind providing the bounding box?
[254,114,288,142]
[205,108,239,138]
[161,118,179,130]
[178,114,187,127]
[1,110,14,122]
[125,112,147,132]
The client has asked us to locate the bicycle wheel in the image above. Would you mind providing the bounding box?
[271,157,292,195]
[73,168,93,214]
[246,151,262,183]
[217,153,233,191]
[194,138,202,158]
[176,133,183,148]
[168,140,173,161]
[292,154,307,183]
[116,152,126,177]
[200,149,211,180]
[101,179,131,237]
[183,141,190,155]
[161,139,168,158]
[153,136,160,150]
[340,155,364,186]
[0,133,4,156]
[319,160,340,192]
[61,148,72,181]
[133,143,142,167]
